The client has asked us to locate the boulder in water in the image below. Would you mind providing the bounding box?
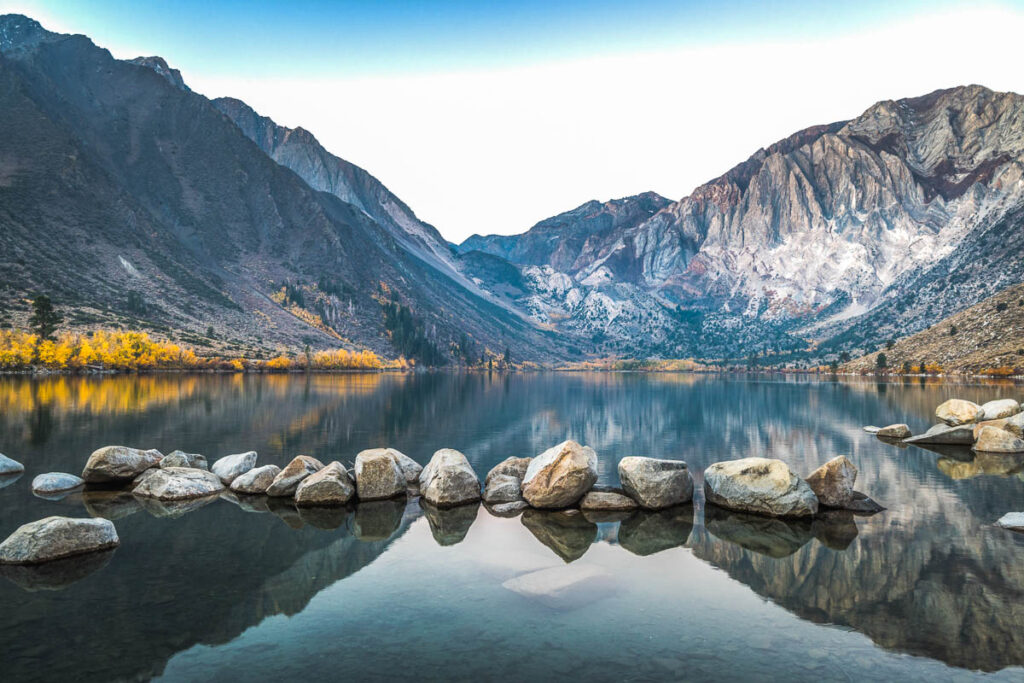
[210,451,258,485]
[703,457,818,518]
[419,448,481,508]
[876,424,911,438]
[229,464,281,494]
[904,424,975,445]
[618,457,693,509]
[294,461,355,506]
[0,517,119,564]
[356,448,421,486]
[482,473,523,505]
[159,450,208,470]
[980,398,1021,420]
[81,446,162,483]
[266,455,324,497]
[935,399,982,426]
[804,455,857,508]
[133,467,225,500]
[485,456,532,486]
[0,453,25,475]
[354,449,406,501]
[521,440,597,509]
[995,512,1024,532]
[31,473,85,496]
[974,426,1024,454]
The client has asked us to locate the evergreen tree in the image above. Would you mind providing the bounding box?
[28,294,63,341]
[876,353,888,369]
[503,346,511,369]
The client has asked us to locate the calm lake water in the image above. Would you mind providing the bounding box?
[1,373,1024,681]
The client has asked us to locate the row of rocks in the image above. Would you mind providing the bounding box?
[869,397,1024,453]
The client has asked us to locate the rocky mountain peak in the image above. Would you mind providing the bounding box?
[128,56,190,91]
[0,14,54,54]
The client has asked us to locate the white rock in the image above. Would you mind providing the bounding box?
[703,457,819,518]
[210,451,258,484]
[419,448,481,508]
[0,517,119,564]
[229,465,281,494]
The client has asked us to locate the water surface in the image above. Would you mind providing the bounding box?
[1,373,1023,681]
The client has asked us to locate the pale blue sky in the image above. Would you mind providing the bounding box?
[5,1,1024,240]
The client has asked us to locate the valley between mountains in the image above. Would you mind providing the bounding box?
[1,14,1022,369]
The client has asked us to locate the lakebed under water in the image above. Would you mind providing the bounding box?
[1,372,1023,681]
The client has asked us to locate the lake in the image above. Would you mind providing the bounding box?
[1,372,1023,681]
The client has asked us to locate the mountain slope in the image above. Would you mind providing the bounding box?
[0,14,562,362]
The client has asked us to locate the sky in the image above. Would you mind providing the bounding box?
[4,0,1024,242]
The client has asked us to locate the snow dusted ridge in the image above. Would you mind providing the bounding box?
[460,85,1024,358]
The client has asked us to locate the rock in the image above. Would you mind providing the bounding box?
[482,473,523,505]
[995,512,1024,531]
[935,399,982,426]
[579,490,638,511]
[904,423,976,445]
[980,398,1021,420]
[159,450,208,470]
[351,499,405,540]
[421,499,479,545]
[294,461,355,506]
[619,507,694,556]
[618,457,693,509]
[210,451,258,485]
[31,473,85,496]
[502,564,618,610]
[521,440,598,509]
[974,418,1010,440]
[804,455,857,507]
[520,509,597,562]
[354,449,406,501]
[704,506,813,558]
[356,448,422,485]
[229,465,281,494]
[0,548,115,591]
[876,424,911,438]
[0,517,119,564]
[843,491,886,514]
[862,426,881,434]
[0,453,25,474]
[1006,411,1024,438]
[973,426,1024,453]
[703,457,819,518]
[486,500,530,517]
[485,456,532,486]
[419,448,481,508]
[266,455,324,497]
[132,467,225,500]
[81,446,162,483]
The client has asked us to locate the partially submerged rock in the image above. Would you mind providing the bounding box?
[229,464,281,494]
[133,467,225,500]
[484,456,532,486]
[579,490,638,511]
[0,517,119,564]
[995,512,1024,532]
[618,457,693,509]
[266,455,324,497]
[904,423,976,446]
[294,461,355,506]
[486,500,530,517]
[0,453,25,475]
[31,473,85,496]
[419,448,481,508]
[804,455,857,507]
[82,446,162,483]
[159,450,208,470]
[935,399,982,426]
[210,451,258,485]
[703,457,818,518]
[980,398,1021,421]
[482,473,523,505]
[356,448,422,486]
[1005,412,1024,438]
[974,426,1024,454]
[844,491,886,514]
[876,424,911,438]
[521,440,597,509]
[862,426,881,434]
[354,449,406,501]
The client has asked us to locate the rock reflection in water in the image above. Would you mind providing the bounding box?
[520,509,597,563]
[351,498,406,541]
[704,505,813,558]
[135,493,220,519]
[618,506,694,556]
[81,489,143,520]
[220,491,271,514]
[267,497,305,529]
[811,510,859,550]
[936,452,1024,479]
[421,499,479,546]
[0,472,23,489]
[299,505,351,530]
[0,548,116,591]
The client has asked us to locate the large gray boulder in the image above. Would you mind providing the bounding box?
[419,448,481,508]
[295,462,355,506]
[210,451,258,484]
[935,399,982,426]
[485,456,532,486]
[703,457,819,518]
[266,455,324,497]
[804,455,857,507]
[159,450,208,470]
[0,517,119,564]
[356,448,422,486]
[81,446,162,483]
[31,473,85,496]
[133,467,225,500]
[354,449,406,501]
[229,465,281,494]
[0,453,25,475]
[996,512,1024,532]
[974,426,1024,453]
[618,457,693,509]
[579,490,638,511]
[980,398,1021,420]
[482,473,523,505]
[521,440,598,509]
[1007,411,1024,438]
[904,423,975,445]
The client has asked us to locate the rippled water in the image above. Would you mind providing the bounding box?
[1,373,1023,682]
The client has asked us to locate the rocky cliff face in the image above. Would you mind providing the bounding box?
[462,86,1024,359]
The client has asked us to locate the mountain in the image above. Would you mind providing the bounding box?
[0,15,562,363]
[461,86,1024,360]
[843,281,1024,374]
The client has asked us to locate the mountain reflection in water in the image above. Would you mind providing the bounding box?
[1,373,1023,681]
